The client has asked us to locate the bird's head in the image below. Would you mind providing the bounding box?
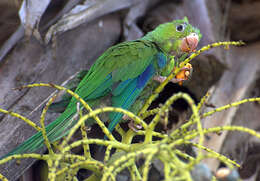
[146,17,202,56]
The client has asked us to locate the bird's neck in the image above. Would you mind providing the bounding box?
[142,32,181,57]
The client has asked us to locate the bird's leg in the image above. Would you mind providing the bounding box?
[122,114,142,132]
[153,75,186,84]
[153,63,193,84]
[175,63,193,85]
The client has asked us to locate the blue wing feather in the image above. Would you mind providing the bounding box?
[112,78,134,96]
[108,64,155,132]
[157,52,167,68]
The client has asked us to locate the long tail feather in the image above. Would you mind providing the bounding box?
[1,106,77,159]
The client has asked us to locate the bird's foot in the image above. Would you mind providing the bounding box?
[122,114,142,132]
[153,75,167,83]
[153,63,192,84]
[175,63,193,85]
[176,63,193,79]
[128,121,142,132]
[153,75,186,84]
[153,63,193,85]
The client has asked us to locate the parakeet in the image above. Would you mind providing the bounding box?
[1,17,201,158]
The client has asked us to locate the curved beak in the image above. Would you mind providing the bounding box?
[180,33,199,53]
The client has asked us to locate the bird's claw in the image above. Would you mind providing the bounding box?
[123,114,142,132]
[153,76,167,83]
[180,67,191,71]
[175,63,193,85]
[170,77,186,83]
[153,75,188,84]
[153,63,193,85]
[128,120,142,132]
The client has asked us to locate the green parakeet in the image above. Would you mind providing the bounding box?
[1,17,201,158]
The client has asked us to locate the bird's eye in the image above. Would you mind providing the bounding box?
[176,24,185,32]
